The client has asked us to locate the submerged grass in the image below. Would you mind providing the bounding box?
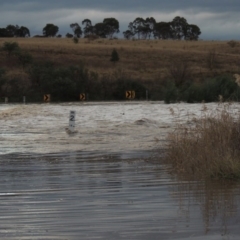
[164,103,240,180]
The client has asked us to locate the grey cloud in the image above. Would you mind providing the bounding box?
[2,0,240,13]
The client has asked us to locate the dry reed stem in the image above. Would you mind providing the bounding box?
[164,103,240,179]
[233,74,240,87]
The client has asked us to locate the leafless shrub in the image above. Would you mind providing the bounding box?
[206,49,217,70]
[227,40,238,48]
[168,60,192,87]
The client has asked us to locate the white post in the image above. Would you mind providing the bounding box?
[5,97,8,104]
[23,96,26,104]
[69,111,76,133]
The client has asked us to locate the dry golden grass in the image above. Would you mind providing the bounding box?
[164,103,240,179]
[1,38,240,85]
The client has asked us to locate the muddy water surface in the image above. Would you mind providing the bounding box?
[1,102,240,239]
[1,151,240,240]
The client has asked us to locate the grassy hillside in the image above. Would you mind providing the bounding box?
[0,38,240,101]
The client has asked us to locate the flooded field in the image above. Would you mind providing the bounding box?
[1,101,234,155]
[1,102,240,239]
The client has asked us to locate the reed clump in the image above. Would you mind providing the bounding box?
[164,104,240,179]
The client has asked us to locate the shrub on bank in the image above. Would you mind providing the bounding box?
[26,62,147,101]
[163,75,240,103]
[27,62,99,101]
[163,80,178,103]
[164,104,240,179]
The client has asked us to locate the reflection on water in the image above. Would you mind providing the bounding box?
[0,152,240,240]
[169,179,240,238]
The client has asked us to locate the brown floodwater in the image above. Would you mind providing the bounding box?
[1,151,240,240]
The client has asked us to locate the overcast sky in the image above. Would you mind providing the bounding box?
[1,0,240,40]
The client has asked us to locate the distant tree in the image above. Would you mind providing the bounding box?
[123,30,134,40]
[103,18,119,38]
[110,49,119,63]
[16,26,30,37]
[153,22,172,39]
[123,22,135,40]
[152,17,201,40]
[70,23,82,38]
[0,28,12,37]
[124,16,201,41]
[6,24,16,37]
[128,22,135,33]
[3,25,30,37]
[124,17,155,39]
[2,41,20,56]
[66,33,73,38]
[42,23,59,37]
[185,24,201,40]
[57,34,62,38]
[139,25,151,39]
[170,16,188,40]
[132,17,146,39]
[82,19,93,36]
[145,17,156,38]
[93,23,107,38]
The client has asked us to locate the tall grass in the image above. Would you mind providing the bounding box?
[164,104,240,179]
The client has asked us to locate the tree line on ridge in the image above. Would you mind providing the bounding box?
[0,16,201,40]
